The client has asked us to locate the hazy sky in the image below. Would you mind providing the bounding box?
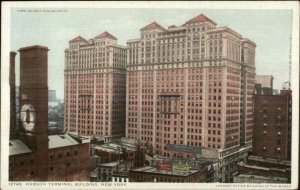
[10,8,292,99]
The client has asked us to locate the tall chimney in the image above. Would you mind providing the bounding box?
[10,52,17,139]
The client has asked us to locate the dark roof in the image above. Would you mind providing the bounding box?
[140,22,166,31]
[95,31,117,40]
[184,14,217,26]
[69,35,88,43]
[19,45,49,51]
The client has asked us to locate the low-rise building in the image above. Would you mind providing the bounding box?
[150,155,216,182]
[47,133,90,181]
[112,171,129,183]
[92,138,147,167]
[129,165,203,183]
[253,90,292,160]
[97,162,119,182]
[234,155,291,183]
[9,133,90,181]
[164,143,250,182]
[91,161,130,182]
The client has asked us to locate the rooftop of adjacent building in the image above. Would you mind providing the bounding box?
[152,154,217,166]
[238,161,290,173]
[130,165,199,177]
[9,132,90,156]
[165,143,250,160]
[237,155,291,175]
[92,137,145,154]
[48,133,89,149]
[235,174,288,182]
[254,89,292,97]
[9,139,32,156]
[247,155,291,168]
[255,75,274,79]
[92,142,139,154]
[98,161,119,167]
[95,160,133,173]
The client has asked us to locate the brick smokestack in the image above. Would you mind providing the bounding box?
[18,45,49,180]
[10,51,17,139]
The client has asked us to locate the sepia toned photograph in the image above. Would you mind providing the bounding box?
[1,1,299,190]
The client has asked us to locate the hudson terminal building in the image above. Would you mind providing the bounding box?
[126,14,256,182]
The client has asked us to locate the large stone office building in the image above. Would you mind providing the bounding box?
[126,14,256,156]
[64,32,127,142]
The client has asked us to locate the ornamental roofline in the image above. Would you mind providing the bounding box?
[69,35,88,43]
[140,21,167,32]
[184,13,217,26]
[95,31,117,40]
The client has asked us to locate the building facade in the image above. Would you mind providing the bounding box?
[64,32,127,142]
[253,90,292,160]
[47,133,90,181]
[126,14,256,156]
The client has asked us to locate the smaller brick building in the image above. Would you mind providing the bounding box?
[47,133,90,181]
[92,138,147,167]
[234,90,292,183]
[253,90,292,160]
[9,133,90,181]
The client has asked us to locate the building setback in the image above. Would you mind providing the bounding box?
[126,14,256,156]
[64,32,127,142]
